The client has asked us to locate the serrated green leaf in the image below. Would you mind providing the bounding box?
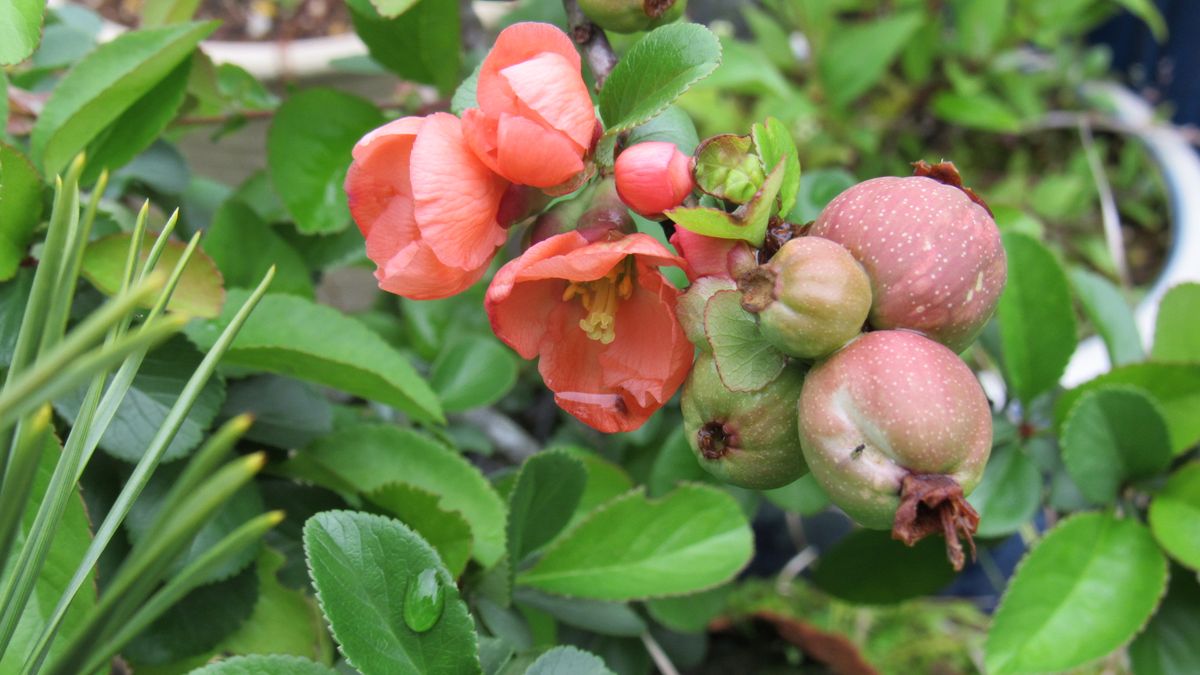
[1055,363,1200,455]
[1149,463,1200,571]
[625,105,700,155]
[431,336,518,413]
[817,12,924,108]
[30,21,217,176]
[985,513,1168,674]
[518,485,753,601]
[811,529,956,604]
[703,289,785,392]
[967,442,1041,538]
[204,199,314,298]
[645,585,730,633]
[185,290,443,424]
[296,425,505,565]
[1061,387,1172,504]
[450,62,481,116]
[303,511,482,675]
[367,482,473,577]
[190,654,338,675]
[54,336,226,464]
[514,589,645,637]
[346,0,461,93]
[221,375,331,449]
[0,144,43,281]
[669,160,784,245]
[81,232,226,318]
[508,451,587,572]
[525,646,615,675]
[1070,267,1144,366]
[787,168,856,223]
[125,565,258,666]
[751,118,800,215]
[267,88,384,235]
[0,0,44,65]
[553,446,634,526]
[216,549,333,662]
[997,232,1077,405]
[1129,570,1200,675]
[1153,283,1200,362]
[599,23,722,140]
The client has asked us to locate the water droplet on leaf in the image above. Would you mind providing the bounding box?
[403,568,444,633]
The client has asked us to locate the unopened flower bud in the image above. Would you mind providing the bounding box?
[614,141,694,219]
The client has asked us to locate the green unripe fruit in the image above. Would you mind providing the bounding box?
[740,236,871,360]
[578,0,687,33]
[682,353,807,489]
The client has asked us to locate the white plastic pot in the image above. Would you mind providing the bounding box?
[1061,83,1200,386]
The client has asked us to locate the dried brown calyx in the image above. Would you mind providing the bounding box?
[758,217,808,263]
[697,420,738,460]
[736,266,776,314]
[892,473,980,571]
[644,0,676,18]
[911,160,994,217]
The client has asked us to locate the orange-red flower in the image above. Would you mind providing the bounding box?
[345,113,509,300]
[615,141,694,218]
[462,22,598,190]
[669,228,755,282]
[486,231,692,432]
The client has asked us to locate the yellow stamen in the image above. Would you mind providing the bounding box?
[565,258,635,344]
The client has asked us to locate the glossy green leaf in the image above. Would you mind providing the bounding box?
[997,232,1077,405]
[346,0,461,93]
[553,447,634,524]
[190,654,338,675]
[818,12,924,107]
[811,529,956,605]
[449,62,480,116]
[54,336,227,464]
[599,23,722,137]
[217,549,333,662]
[1061,387,1172,504]
[1070,267,1144,366]
[185,290,443,424]
[1149,462,1200,571]
[751,117,800,215]
[303,511,482,675]
[124,565,258,665]
[0,0,44,65]
[967,442,1042,538]
[514,589,645,637]
[787,168,856,223]
[297,425,505,565]
[625,105,700,155]
[367,482,473,577]
[0,144,43,281]
[204,199,314,298]
[1129,571,1200,675]
[1153,283,1200,362]
[81,232,226,318]
[525,647,615,675]
[704,289,785,392]
[220,375,331,450]
[369,0,420,18]
[762,474,830,517]
[645,585,730,633]
[931,91,1022,132]
[518,485,753,601]
[431,336,518,413]
[141,0,203,27]
[508,451,587,572]
[30,21,217,176]
[985,513,1168,674]
[0,435,96,673]
[267,88,383,235]
[1055,363,1200,455]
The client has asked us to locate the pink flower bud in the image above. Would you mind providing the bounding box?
[614,141,694,219]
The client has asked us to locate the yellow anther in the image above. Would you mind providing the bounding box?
[566,258,636,344]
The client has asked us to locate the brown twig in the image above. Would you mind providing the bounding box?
[563,0,619,88]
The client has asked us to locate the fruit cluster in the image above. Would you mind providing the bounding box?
[675,160,1006,569]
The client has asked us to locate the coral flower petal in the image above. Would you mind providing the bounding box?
[345,116,424,239]
[500,53,596,150]
[476,22,581,116]
[669,229,750,281]
[599,268,692,409]
[495,114,585,188]
[517,232,684,283]
[411,112,510,270]
[486,278,564,359]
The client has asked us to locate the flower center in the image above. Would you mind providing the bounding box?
[561,258,635,344]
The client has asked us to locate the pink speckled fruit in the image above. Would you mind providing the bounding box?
[797,330,991,569]
[739,236,872,360]
[810,163,1006,352]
